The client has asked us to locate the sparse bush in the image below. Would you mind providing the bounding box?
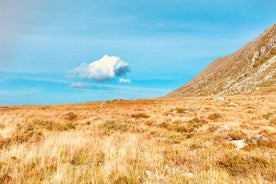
[64,112,78,121]
[111,175,129,184]
[0,137,12,149]
[163,149,189,165]
[269,117,276,127]
[99,120,132,133]
[109,173,143,184]
[0,122,44,149]
[208,125,218,133]
[0,123,5,129]
[144,120,154,126]
[13,123,44,144]
[174,124,194,133]
[163,111,172,116]
[217,153,270,179]
[166,118,208,134]
[32,119,54,130]
[256,139,276,149]
[228,130,248,140]
[247,130,276,149]
[71,148,105,166]
[65,121,76,129]
[263,112,273,120]
[208,113,222,120]
[0,173,11,183]
[32,119,75,131]
[175,108,188,113]
[167,132,183,144]
[131,113,150,119]
[158,121,169,129]
[246,137,276,150]
[0,119,76,149]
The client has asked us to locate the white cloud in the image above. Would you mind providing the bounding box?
[70,82,88,88]
[73,55,130,81]
[119,78,132,84]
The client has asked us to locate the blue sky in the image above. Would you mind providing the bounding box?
[0,0,275,105]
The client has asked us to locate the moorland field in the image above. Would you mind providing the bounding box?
[0,88,275,183]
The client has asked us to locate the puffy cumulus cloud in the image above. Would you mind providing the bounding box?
[119,78,132,84]
[70,82,88,88]
[73,55,130,81]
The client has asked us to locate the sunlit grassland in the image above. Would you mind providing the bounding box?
[0,89,275,183]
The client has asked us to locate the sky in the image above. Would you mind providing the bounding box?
[0,0,276,105]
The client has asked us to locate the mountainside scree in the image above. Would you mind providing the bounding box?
[167,24,276,97]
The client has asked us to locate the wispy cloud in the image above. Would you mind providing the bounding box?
[0,88,40,96]
[70,82,88,88]
[72,55,130,82]
[119,78,132,84]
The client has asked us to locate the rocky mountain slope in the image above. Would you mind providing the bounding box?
[167,24,276,97]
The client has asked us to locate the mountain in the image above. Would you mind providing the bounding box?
[167,24,276,97]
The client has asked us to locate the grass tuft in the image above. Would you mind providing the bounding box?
[208,113,222,120]
[217,152,274,180]
[131,113,150,119]
[99,120,133,134]
[64,112,78,121]
[228,130,248,140]
[0,173,11,183]
[269,117,276,127]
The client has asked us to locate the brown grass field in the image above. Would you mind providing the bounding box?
[0,88,275,183]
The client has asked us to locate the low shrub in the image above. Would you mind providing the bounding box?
[64,112,78,121]
[269,117,276,127]
[32,119,75,131]
[99,120,132,134]
[208,113,222,120]
[165,118,208,133]
[217,153,270,178]
[70,148,105,167]
[131,113,150,119]
[0,137,12,149]
[0,173,11,183]
[228,130,248,140]
[175,108,188,113]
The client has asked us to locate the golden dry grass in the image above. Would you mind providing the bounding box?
[0,89,275,183]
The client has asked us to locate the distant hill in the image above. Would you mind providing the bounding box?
[167,24,276,97]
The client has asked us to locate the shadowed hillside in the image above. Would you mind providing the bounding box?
[167,24,276,97]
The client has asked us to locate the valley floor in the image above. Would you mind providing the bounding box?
[0,88,275,183]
